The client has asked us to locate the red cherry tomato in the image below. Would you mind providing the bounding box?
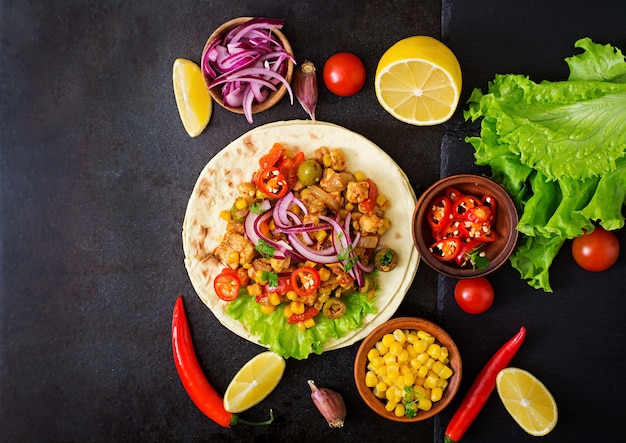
[322,52,366,97]
[454,277,494,314]
[572,226,620,272]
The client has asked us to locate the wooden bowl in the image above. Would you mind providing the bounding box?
[412,174,519,279]
[201,17,294,116]
[354,317,462,422]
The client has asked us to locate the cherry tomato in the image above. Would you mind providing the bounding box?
[572,226,620,272]
[454,277,494,314]
[213,269,241,301]
[322,52,366,97]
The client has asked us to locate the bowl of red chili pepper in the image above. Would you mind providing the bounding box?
[201,17,295,123]
[354,317,462,422]
[412,174,519,279]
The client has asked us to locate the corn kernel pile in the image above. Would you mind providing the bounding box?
[365,328,454,418]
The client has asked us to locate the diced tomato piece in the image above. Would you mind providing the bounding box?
[259,143,286,168]
[360,179,378,212]
[287,306,320,324]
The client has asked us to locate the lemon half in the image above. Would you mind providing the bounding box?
[172,58,212,137]
[223,351,286,413]
[496,367,558,436]
[375,36,462,126]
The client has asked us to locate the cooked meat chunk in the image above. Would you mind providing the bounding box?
[346,180,370,204]
[359,213,384,235]
[214,230,256,267]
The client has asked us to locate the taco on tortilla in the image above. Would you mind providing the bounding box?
[182,121,418,359]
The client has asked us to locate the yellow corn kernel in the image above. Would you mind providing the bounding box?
[246,283,262,297]
[260,304,275,315]
[268,292,282,306]
[413,340,428,354]
[385,401,397,412]
[376,382,388,394]
[410,358,421,370]
[408,346,418,359]
[397,349,410,363]
[383,354,397,366]
[386,362,400,377]
[286,290,299,301]
[417,330,435,343]
[367,348,380,362]
[317,292,330,304]
[400,364,413,377]
[427,343,441,359]
[235,198,247,210]
[385,387,397,402]
[417,365,429,378]
[242,263,252,269]
[394,376,406,390]
[290,301,305,315]
[373,386,386,399]
[438,346,449,362]
[354,170,366,181]
[394,403,406,417]
[417,398,432,411]
[296,322,307,331]
[219,209,232,221]
[375,364,387,377]
[407,331,419,344]
[437,379,449,389]
[303,318,315,329]
[389,341,403,357]
[318,266,331,281]
[375,341,389,355]
[283,304,293,318]
[381,333,396,349]
[256,189,268,199]
[392,329,407,343]
[365,371,378,388]
[322,153,332,167]
[227,251,240,265]
[416,352,430,365]
[343,202,354,212]
[413,385,426,398]
[376,193,388,207]
[431,387,443,402]
[424,372,439,389]
[438,365,454,380]
[403,372,416,387]
[432,361,444,375]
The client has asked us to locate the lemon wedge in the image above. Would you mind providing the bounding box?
[496,367,558,436]
[223,351,286,413]
[375,36,462,125]
[172,58,212,137]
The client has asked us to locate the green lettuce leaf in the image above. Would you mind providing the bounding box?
[226,291,377,360]
[464,38,626,292]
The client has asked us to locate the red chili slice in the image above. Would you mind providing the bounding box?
[256,166,289,198]
[430,236,462,262]
[290,267,321,297]
[465,205,492,223]
[213,269,241,301]
[452,194,480,218]
[428,195,453,233]
[444,186,463,202]
[481,194,497,221]
[454,238,486,266]
[287,306,320,324]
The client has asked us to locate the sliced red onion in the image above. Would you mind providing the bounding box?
[288,234,339,264]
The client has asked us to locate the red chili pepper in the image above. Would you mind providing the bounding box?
[452,194,480,218]
[287,306,320,324]
[444,326,526,443]
[290,267,321,297]
[213,269,241,301]
[172,296,234,427]
[172,297,274,427]
[444,186,463,202]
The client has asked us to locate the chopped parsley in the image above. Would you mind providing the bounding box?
[261,271,278,288]
[249,201,266,215]
[337,244,358,272]
[255,239,275,258]
[402,385,423,418]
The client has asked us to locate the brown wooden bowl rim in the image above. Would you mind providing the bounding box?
[201,17,294,115]
[353,317,462,422]
[412,174,519,279]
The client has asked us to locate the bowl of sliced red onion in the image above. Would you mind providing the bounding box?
[201,17,296,123]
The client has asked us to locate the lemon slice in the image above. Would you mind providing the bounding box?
[375,36,462,126]
[496,367,558,436]
[223,351,286,413]
[172,58,212,137]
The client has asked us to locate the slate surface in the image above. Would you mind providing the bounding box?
[436,1,626,442]
[0,1,443,442]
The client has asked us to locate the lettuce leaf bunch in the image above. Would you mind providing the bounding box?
[464,38,626,292]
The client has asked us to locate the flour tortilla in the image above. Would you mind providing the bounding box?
[182,120,419,351]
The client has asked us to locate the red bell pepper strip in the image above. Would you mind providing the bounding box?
[444,326,527,443]
[172,297,274,427]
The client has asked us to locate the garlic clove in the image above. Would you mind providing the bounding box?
[294,61,318,121]
[308,379,346,428]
